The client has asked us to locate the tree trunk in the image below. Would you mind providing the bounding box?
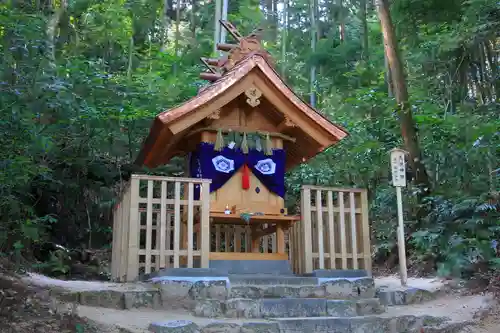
[339,0,345,42]
[385,53,393,97]
[360,0,369,61]
[47,0,68,66]
[190,0,196,40]
[213,0,222,55]
[161,0,171,51]
[376,0,431,195]
[310,0,317,107]
[281,0,289,78]
[220,0,228,43]
[174,0,180,75]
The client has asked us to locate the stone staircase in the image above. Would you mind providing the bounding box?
[44,267,488,333]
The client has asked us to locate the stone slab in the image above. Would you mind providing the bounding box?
[123,290,162,309]
[274,317,351,333]
[260,298,327,318]
[320,277,375,300]
[240,322,280,333]
[326,300,357,317]
[149,320,200,333]
[376,286,438,306]
[145,268,227,280]
[273,315,452,333]
[355,298,385,315]
[228,284,327,299]
[309,270,369,278]
[193,299,225,318]
[209,260,294,275]
[229,276,319,285]
[79,290,125,309]
[200,321,240,333]
[225,298,261,319]
[194,298,385,319]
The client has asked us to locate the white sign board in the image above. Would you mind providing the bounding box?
[390,148,407,187]
[389,148,409,286]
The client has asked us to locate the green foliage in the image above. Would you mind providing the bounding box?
[410,195,499,277]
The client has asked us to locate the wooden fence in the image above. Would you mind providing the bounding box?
[290,186,371,274]
[111,174,211,282]
[112,177,371,281]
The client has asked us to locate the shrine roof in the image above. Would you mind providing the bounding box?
[135,53,348,170]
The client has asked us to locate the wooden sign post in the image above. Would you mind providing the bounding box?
[390,148,408,286]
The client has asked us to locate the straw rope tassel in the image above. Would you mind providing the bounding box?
[264,133,273,156]
[214,129,224,151]
[240,132,249,154]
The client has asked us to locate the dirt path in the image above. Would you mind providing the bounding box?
[74,294,493,332]
[17,272,500,332]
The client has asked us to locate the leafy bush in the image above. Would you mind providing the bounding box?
[410,194,500,277]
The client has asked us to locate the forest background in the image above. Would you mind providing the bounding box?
[0,0,499,281]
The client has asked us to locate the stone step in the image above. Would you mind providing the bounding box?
[52,276,378,311]
[193,297,385,318]
[228,277,375,300]
[143,260,296,281]
[273,314,460,333]
[228,275,319,285]
[376,286,443,306]
[146,315,469,333]
[209,259,295,276]
[305,269,369,278]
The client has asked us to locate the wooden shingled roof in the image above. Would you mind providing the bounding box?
[135,22,348,170]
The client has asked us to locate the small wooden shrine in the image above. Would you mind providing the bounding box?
[135,21,348,263]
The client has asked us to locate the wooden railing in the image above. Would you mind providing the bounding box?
[289,186,371,275]
[111,174,211,282]
[210,224,277,253]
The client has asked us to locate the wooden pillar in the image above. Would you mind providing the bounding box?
[251,226,260,253]
[276,225,285,254]
[200,182,211,268]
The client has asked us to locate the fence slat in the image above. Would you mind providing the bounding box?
[111,205,118,279]
[159,181,167,269]
[245,226,251,252]
[327,190,335,269]
[200,183,210,268]
[349,192,358,269]
[187,182,194,268]
[290,224,295,272]
[166,212,172,253]
[338,192,348,269]
[262,224,268,253]
[316,190,324,269]
[173,182,181,268]
[215,225,221,251]
[126,178,140,281]
[224,226,231,252]
[302,187,313,273]
[145,181,154,274]
[361,190,372,274]
[272,233,277,253]
[120,188,131,281]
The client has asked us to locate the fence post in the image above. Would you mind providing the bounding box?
[301,186,313,273]
[361,189,372,275]
[200,182,210,268]
[315,190,324,269]
[111,205,118,280]
[126,177,140,281]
